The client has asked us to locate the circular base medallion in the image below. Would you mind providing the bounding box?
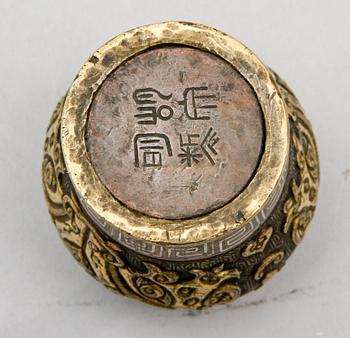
[86,46,264,219]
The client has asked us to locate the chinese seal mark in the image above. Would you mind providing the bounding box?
[86,46,264,219]
[133,133,173,168]
[133,88,174,125]
[179,86,218,120]
[178,128,220,167]
[133,84,220,168]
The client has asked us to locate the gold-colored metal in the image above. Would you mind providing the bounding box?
[42,21,319,309]
[61,21,288,248]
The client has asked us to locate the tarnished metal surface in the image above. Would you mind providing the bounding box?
[42,21,319,308]
[60,21,289,248]
[43,67,319,307]
[86,46,264,219]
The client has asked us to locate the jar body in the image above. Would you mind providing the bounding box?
[42,22,319,309]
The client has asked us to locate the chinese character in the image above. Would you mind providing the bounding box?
[178,133,203,167]
[178,128,220,167]
[178,86,217,120]
[133,88,174,125]
[134,133,173,168]
[200,127,220,165]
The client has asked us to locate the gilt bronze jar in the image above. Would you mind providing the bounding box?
[42,21,320,309]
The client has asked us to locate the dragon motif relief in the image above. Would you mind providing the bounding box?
[242,226,274,257]
[42,69,319,309]
[273,71,320,245]
[254,251,285,284]
[42,98,242,309]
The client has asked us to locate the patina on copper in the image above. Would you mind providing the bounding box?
[86,46,264,219]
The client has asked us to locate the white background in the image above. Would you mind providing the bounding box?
[1,1,349,337]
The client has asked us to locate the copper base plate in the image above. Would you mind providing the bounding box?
[86,46,264,219]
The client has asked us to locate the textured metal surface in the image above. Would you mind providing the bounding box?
[60,22,290,250]
[42,69,319,309]
[42,22,319,309]
[86,46,264,219]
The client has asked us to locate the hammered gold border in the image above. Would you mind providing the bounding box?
[60,21,289,245]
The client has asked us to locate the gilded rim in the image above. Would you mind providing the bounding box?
[60,21,289,248]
